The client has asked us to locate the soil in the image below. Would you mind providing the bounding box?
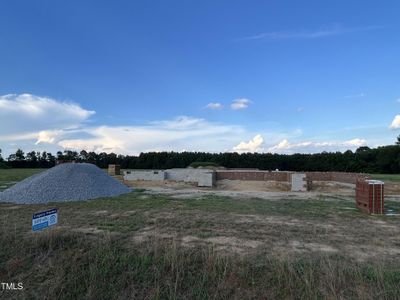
[121,179,400,261]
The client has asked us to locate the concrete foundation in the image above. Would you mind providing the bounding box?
[166,169,214,186]
[117,165,370,191]
[124,170,166,181]
[123,168,215,187]
[291,173,310,192]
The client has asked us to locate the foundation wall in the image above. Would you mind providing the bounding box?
[124,170,166,181]
[123,168,215,187]
[166,169,215,187]
[215,171,291,182]
[216,170,368,184]
[291,173,310,192]
[197,172,216,187]
[119,165,370,190]
[305,172,370,184]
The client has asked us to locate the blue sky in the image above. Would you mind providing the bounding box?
[1,1,400,155]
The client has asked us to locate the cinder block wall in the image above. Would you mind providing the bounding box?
[291,173,309,191]
[123,168,215,187]
[124,170,166,181]
[166,169,214,183]
[215,171,291,182]
[122,167,370,187]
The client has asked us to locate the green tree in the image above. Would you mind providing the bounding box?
[396,135,400,145]
[15,149,25,161]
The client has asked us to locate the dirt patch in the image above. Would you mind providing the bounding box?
[2,206,21,210]
[92,210,109,216]
[125,179,358,202]
[142,186,324,201]
[125,180,196,189]
[311,181,355,195]
[272,240,340,255]
[206,236,262,252]
[74,227,106,235]
[232,214,336,229]
[124,178,360,198]
[121,210,137,216]
[382,181,400,195]
[131,226,177,243]
[344,244,400,262]
[216,180,290,192]
[181,235,263,254]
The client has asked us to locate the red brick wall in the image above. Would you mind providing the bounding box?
[216,170,369,184]
[331,172,370,184]
[356,180,384,214]
[305,172,370,184]
[304,172,332,181]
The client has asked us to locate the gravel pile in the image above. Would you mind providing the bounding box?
[0,163,131,204]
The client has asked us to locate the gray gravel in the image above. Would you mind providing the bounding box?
[0,163,131,204]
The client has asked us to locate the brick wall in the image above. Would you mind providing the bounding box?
[216,170,369,184]
[305,172,370,184]
[355,180,384,214]
[304,172,332,181]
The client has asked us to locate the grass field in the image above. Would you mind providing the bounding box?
[0,168,45,191]
[1,169,400,299]
[371,173,400,181]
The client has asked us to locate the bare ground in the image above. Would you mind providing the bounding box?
[2,178,400,265]
[127,207,400,262]
[110,179,400,262]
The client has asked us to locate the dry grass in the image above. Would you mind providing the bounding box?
[1,169,400,299]
[1,228,400,299]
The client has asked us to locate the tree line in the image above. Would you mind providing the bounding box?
[1,144,400,173]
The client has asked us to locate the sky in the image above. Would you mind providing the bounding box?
[1,0,400,156]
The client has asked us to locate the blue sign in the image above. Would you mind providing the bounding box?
[32,208,58,231]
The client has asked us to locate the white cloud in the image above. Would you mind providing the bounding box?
[56,117,245,154]
[151,116,206,130]
[0,94,94,138]
[231,98,251,110]
[390,115,400,129]
[0,93,249,155]
[268,138,366,154]
[343,138,367,147]
[233,134,264,153]
[239,25,384,41]
[35,129,65,145]
[0,93,374,157]
[205,102,223,110]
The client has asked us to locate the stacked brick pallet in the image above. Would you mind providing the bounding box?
[355,179,384,214]
[108,164,121,176]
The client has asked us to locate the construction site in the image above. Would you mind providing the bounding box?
[0,163,399,299]
[109,165,389,214]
